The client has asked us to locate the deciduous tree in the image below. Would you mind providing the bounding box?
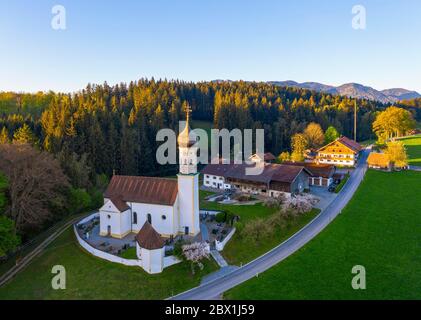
[385,141,408,169]
[324,126,340,144]
[291,133,308,162]
[0,144,69,233]
[304,122,325,149]
[373,106,415,142]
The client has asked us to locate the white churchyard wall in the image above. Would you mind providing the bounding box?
[74,224,141,267]
[76,213,180,274]
[215,227,236,252]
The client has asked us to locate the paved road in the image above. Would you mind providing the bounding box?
[408,165,421,172]
[0,214,88,287]
[171,149,370,300]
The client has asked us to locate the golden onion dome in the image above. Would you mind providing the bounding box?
[178,121,197,148]
[178,103,197,148]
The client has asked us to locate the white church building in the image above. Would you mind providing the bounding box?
[99,110,200,261]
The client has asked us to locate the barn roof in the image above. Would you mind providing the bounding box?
[135,221,165,250]
[367,153,390,167]
[249,152,276,161]
[201,163,310,185]
[104,175,178,206]
[283,162,336,178]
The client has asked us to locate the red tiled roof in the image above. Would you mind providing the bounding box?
[337,136,363,152]
[283,161,335,178]
[248,152,276,161]
[104,175,178,206]
[201,163,311,185]
[109,196,130,212]
[201,163,236,176]
[367,153,390,167]
[135,221,165,250]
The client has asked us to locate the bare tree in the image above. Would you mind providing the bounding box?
[0,144,69,233]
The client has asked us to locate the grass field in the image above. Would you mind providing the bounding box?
[0,228,217,300]
[223,208,320,266]
[0,212,90,277]
[401,135,421,166]
[200,190,277,224]
[225,170,421,299]
[200,190,320,265]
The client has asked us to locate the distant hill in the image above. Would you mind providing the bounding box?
[268,81,421,104]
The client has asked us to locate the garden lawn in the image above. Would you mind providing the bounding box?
[200,190,320,265]
[222,208,320,266]
[0,228,217,300]
[200,190,276,224]
[401,135,421,166]
[225,170,421,299]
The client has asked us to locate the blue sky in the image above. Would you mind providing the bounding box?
[1,0,420,93]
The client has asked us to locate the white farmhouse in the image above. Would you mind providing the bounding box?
[99,110,200,241]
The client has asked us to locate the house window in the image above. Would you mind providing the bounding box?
[147,214,152,224]
[107,214,111,219]
[133,212,137,224]
[162,215,166,220]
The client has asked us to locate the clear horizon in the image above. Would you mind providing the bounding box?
[1,0,420,93]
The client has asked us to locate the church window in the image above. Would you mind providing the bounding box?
[133,212,138,224]
[162,215,166,220]
[147,214,152,224]
[107,214,111,219]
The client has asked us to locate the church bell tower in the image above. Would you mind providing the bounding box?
[177,104,200,236]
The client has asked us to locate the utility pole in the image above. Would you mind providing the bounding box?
[354,100,357,142]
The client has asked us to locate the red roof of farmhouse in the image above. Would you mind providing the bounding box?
[136,221,165,250]
[249,152,276,161]
[104,175,178,206]
[337,136,363,152]
[317,136,363,153]
[367,153,391,167]
[283,162,336,179]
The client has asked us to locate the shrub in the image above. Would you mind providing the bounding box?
[68,188,92,213]
[173,239,186,261]
[282,194,319,215]
[182,242,210,274]
[215,212,226,223]
[0,215,21,258]
[242,218,274,244]
[89,189,104,210]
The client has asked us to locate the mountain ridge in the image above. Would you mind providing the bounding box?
[268,81,420,104]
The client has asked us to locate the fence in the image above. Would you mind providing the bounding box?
[73,224,142,267]
[199,209,221,216]
[0,212,91,264]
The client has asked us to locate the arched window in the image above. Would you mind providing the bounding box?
[147,214,152,224]
[133,212,137,224]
